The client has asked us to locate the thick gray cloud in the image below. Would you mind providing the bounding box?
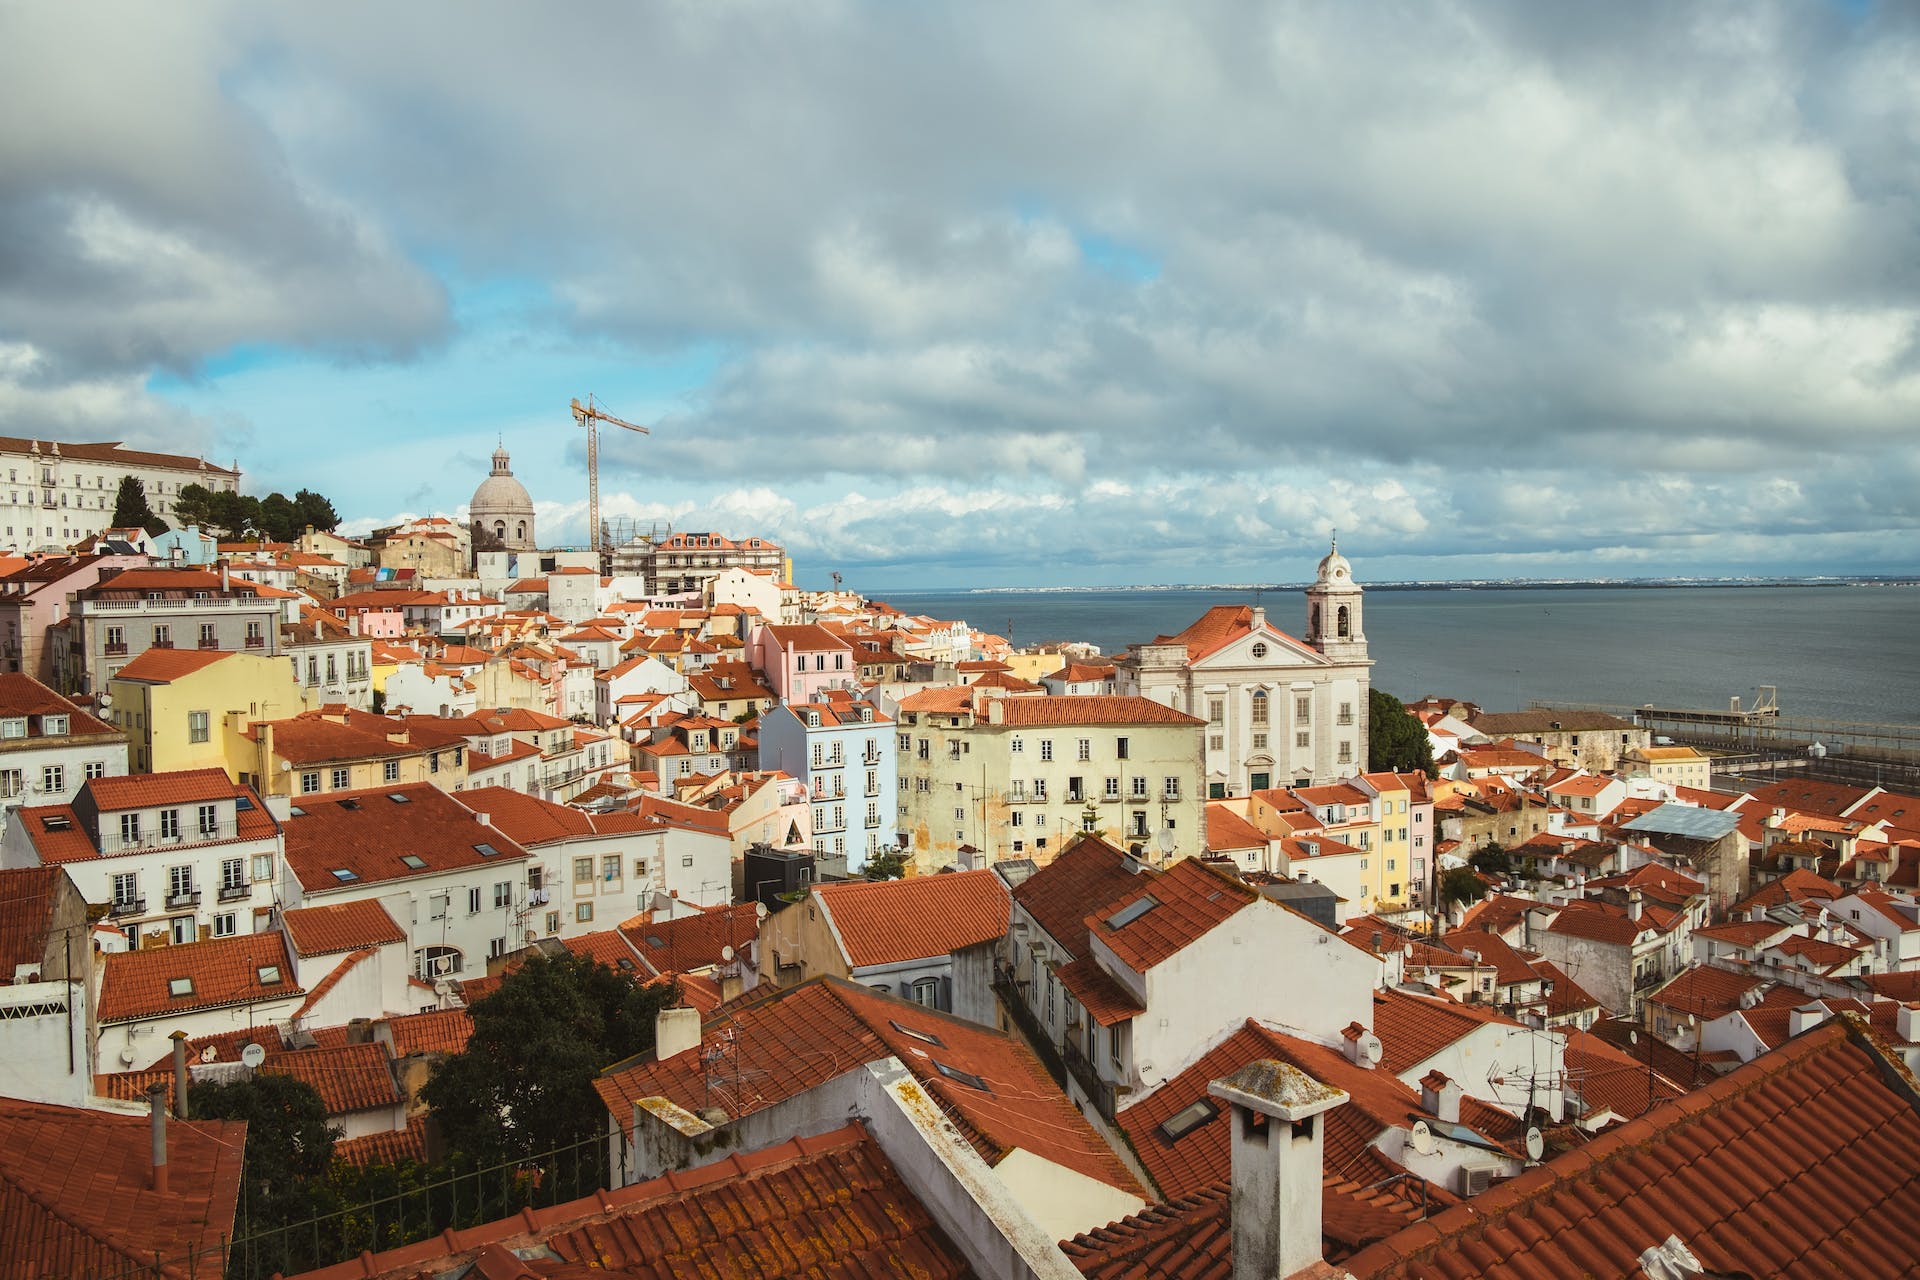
[4,1,1918,581]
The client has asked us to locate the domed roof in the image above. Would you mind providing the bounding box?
[471,447,534,517]
[1316,535,1351,581]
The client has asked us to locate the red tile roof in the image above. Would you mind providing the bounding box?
[0,672,119,736]
[814,869,1011,968]
[1146,604,1318,664]
[618,902,762,974]
[85,767,259,812]
[1564,1028,1687,1120]
[107,647,238,683]
[98,932,303,1025]
[283,782,530,891]
[1646,965,1766,1022]
[593,976,1139,1195]
[295,1123,965,1280]
[1084,857,1258,973]
[260,1042,402,1115]
[0,1096,246,1280]
[1347,1019,1920,1280]
[1056,955,1146,1026]
[0,866,61,981]
[333,1116,427,1169]
[1544,898,1643,946]
[997,695,1206,726]
[1731,866,1843,912]
[382,1008,473,1058]
[1742,778,1872,819]
[1010,834,1151,959]
[1370,987,1525,1076]
[281,899,406,956]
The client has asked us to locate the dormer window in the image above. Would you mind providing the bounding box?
[0,717,24,740]
[40,713,68,736]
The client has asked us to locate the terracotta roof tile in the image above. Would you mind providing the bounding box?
[1009,834,1150,959]
[814,869,1010,968]
[594,976,1139,1196]
[998,695,1206,727]
[1056,955,1146,1026]
[332,1116,428,1169]
[1084,857,1258,973]
[0,866,62,981]
[107,647,239,683]
[1371,987,1525,1076]
[257,1041,402,1115]
[1347,1019,1920,1280]
[619,902,761,974]
[283,782,529,891]
[0,1096,246,1280]
[98,932,303,1025]
[281,900,406,957]
[383,1008,473,1058]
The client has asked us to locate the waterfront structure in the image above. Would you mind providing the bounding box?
[0,435,241,554]
[468,445,537,551]
[893,686,1204,872]
[1119,541,1372,793]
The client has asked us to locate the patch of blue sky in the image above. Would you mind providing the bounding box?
[1075,231,1161,283]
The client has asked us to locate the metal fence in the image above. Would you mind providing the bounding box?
[88,1127,617,1280]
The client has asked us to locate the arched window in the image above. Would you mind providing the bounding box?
[515,521,526,541]
[416,945,463,980]
[1337,605,1351,638]
[492,520,506,541]
[909,977,942,1008]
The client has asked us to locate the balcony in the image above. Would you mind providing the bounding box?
[1061,1037,1118,1121]
[217,883,250,903]
[76,596,269,614]
[103,643,128,656]
[1633,967,1668,992]
[151,640,174,650]
[244,635,265,649]
[862,751,882,766]
[108,898,146,918]
[164,890,201,909]
[197,639,222,651]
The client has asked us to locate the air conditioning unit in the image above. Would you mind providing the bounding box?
[1456,1162,1503,1197]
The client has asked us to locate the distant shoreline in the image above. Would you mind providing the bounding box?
[871,576,1920,596]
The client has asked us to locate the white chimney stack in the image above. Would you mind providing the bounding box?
[1899,1003,1920,1044]
[1209,1059,1349,1280]
[1420,1070,1463,1124]
[1788,1002,1828,1038]
[655,1005,701,1061]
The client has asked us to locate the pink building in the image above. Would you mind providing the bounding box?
[0,554,149,682]
[753,623,855,704]
[326,590,410,639]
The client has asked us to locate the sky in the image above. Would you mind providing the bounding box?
[2,2,1918,590]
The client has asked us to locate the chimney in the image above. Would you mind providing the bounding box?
[1788,1002,1828,1038]
[1899,1003,1920,1044]
[1341,1022,1382,1070]
[347,1017,373,1045]
[1209,1059,1348,1280]
[1419,1069,1463,1123]
[169,1030,190,1120]
[220,560,230,592]
[474,812,490,827]
[1250,606,1266,630]
[147,1082,170,1194]
[655,1005,702,1061]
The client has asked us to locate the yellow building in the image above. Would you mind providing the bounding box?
[107,649,303,775]
[231,708,468,800]
[1625,744,1713,791]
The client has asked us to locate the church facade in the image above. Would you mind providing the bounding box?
[469,446,537,552]
[1119,541,1373,792]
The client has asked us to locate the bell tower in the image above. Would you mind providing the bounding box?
[1305,534,1366,663]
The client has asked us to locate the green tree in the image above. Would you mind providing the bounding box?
[1441,865,1487,907]
[189,1073,343,1277]
[864,849,909,880]
[173,482,220,532]
[421,951,677,1173]
[110,476,161,534]
[1368,687,1437,777]
[295,488,341,532]
[258,492,301,542]
[1468,843,1511,876]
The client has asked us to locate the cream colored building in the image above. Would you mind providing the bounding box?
[0,435,241,554]
[1119,541,1372,794]
[892,686,1204,873]
[1625,744,1712,791]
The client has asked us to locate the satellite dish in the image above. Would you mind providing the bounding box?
[720,944,736,963]
[1156,827,1176,855]
[240,1043,266,1069]
[434,978,455,997]
[1408,1120,1436,1155]
[96,692,112,710]
[1525,1127,1544,1161]
[117,1046,137,1066]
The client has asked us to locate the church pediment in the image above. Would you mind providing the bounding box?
[1192,626,1329,670]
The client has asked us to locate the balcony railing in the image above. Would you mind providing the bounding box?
[1061,1037,1118,1121]
[100,819,245,854]
[1633,967,1668,992]
[108,898,146,918]
[244,635,266,648]
[165,889,201,909]
[103,643,128,656]
[217,883,250,902]
[76,596,271,613]
[198,639,221,650]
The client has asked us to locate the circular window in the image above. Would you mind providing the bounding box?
[1251,643,1268,658]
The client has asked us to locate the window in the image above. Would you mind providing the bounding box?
[1250,691,1268,724]
[383,759,400,782]
[120,812,141,845]
[899,732,912,751]
[160,809,180,841]
[0,718,22,740]
[574,857,593,883]
[1158,1098,1219,1142]
[1077,738,1091,761]
[1116,737,1129,759]
[1251,733,1267,750]
[1105,776,1120,799]
[41,713,68,736]
[168,864,194,901]
[0,770,20,798]
[576,902,594,922]
[111,872,137,908]
[300,771,320,794]
[1208,734,1224,752]
[1338,741,1353,764]
[152,624,171,648]
[467,886,481,914]
[1208,698,1224,724]
[85,760,106,780]
[41,764,63,794]
[494,881,512,908]
[1131,776,1148,798]
[253,853,272,880]
[909,977,942,1007]
[1296,696,1311,724]
[1039,739,1053,762]
[1296,731,1310,748]
[1163,777,1181,801]
[917,739,929,760]
[417,946,462,979]
[213,913,237,937]
[198,623,216,649]
[170,916,195,945]
[168,977,194,998]
[1337,701,1353,726]
[603,855,620,883]
[330,767,349,789]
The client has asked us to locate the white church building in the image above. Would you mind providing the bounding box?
[1119,540,1373,793]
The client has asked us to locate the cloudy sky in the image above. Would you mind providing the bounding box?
[3,2,1917,588]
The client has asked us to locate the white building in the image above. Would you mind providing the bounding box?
[0,672,129,821]
[0,435,242,554]
[1120,541,1372,793]
[1,769,282,948]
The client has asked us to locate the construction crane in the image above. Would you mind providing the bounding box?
[569,395,649,554]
